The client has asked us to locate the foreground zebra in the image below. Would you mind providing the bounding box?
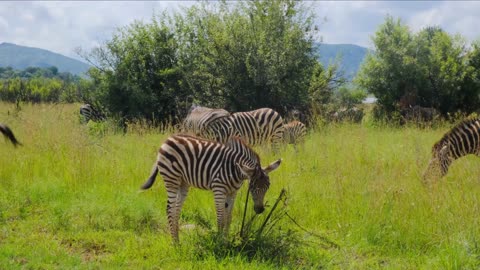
[424,118,480,180]
[79,104,106,123]
[0,123,21,147]
[204,108,284,150]
[141,134,282,241]
[282,120,307,146]
[182,105,230,136]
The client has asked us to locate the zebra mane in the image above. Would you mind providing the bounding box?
[225,136,260,163]
[434,118,480,151]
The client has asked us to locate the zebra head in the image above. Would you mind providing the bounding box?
[238,159,282,214]
[423,141,452,181]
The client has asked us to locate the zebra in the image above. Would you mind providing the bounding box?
[182,105,230,135]
[0,123,21,147]
[140,134,282,241]
[282,120,307,148]
[79,104,106,123]
[423,118,480,180]
[203,108,284,150]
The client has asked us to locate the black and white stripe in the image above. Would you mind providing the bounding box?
[282,120,307,145]
[0,123,21,147]
[141,134,282,241]
[203,108,284,149]
[424,118,480,179]
[79,104,106,123]
[182,105,230,136]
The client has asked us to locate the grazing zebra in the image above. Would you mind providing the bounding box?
[282,120,307,146]
[203,108,284,149]
[140,134,282,241]
[182,105,230,135]
[0,123,21,147]
[423,118,480,180]
[79,104,106,123]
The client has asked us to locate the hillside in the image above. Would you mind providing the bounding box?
[0,42,368,79]
[316,43,370,81]
[0,42,91,75]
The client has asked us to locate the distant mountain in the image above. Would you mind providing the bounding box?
[0,42,91,75]
[316,43,370,81]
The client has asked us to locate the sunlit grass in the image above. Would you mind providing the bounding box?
[1,102,479,269]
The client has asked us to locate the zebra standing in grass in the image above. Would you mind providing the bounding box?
[424,118,480,180]
[282,120,307,147]
[204,108,284,150]
[0,123,21,147]
[79,104,106,123]
[141,134,282,241]
[182,105,230,136]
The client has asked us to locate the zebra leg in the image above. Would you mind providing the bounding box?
[173,183,189,232]
[165,183,181,241]
[213,189,227,235]
[224,192,237,235]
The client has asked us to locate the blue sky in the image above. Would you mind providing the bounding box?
[1,1,479,60]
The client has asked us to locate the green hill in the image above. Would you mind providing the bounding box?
[0,42,91,75]
[316,43,370,81]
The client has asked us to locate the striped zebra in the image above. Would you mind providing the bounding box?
[424,118,480,180]
[0,123,21,147]
[140,134,282,241]
[79,104,106,123]
[182,105,230,136]
[203,108,284,149]
[282,120,307,147]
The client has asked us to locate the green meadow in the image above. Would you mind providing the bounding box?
[1,103,479,269]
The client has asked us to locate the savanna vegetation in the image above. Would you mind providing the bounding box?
[2,103,480,269]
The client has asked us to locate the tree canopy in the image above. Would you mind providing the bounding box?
[356,16,480,119]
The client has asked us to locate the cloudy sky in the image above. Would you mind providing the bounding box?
[1,1,479,61]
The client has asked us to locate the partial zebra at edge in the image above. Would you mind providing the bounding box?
[140,134,282,241]
[80,104,106,123]
[282,120,307,145]
[423,118,480,181]
[0,123,22,147]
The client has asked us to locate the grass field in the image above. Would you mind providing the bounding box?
[1,103,480,269]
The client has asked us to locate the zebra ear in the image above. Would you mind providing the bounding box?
[237,163,256,177]
[264,159,282,174]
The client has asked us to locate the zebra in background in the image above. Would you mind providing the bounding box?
[0,123,21,147]
[203,108,284,150]
[423,118,480,181]
[140,134,282,241]
[182,105,230,136]
[282,120,307,150]
[79,104,106,123]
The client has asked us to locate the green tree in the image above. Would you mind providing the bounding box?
[356,16,480,118]
[175,0,319,115]
[82,15,186,123]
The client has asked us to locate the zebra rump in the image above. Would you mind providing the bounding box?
[80,104,106,123]
[182,105,230,136]
[282,120,307,145]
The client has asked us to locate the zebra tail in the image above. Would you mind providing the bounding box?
[141,163,159,190]
[0,124,22,147]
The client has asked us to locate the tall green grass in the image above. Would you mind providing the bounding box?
[1,103,479,269]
